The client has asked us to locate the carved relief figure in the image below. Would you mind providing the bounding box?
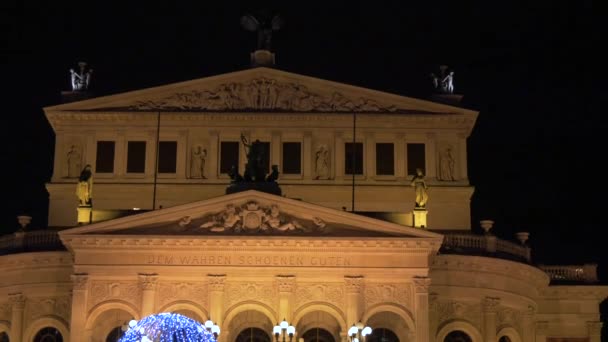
[76,164,93,206]
[314,145,330,180]
[438,147,456,181]
[190,146,207,179]
[411,168,428,208]
[66,145,82,178]
[262,204,301,231]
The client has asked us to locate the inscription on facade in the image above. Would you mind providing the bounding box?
[146,254,352,267]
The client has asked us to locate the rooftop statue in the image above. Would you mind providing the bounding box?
[430,65,455,94]
[225,133,282,196]
[241,11,284,50]
[69,62,93,91]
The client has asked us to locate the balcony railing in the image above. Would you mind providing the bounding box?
[538,264,599,283]
[441,233,531,263]
[0,230,66,255]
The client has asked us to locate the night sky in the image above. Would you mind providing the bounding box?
[1,1,604,280]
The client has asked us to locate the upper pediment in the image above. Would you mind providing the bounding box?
[59,190,442,240]
[45,67,475,116]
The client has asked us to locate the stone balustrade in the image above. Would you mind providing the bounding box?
[0,230,65,255]
[441,233,531,263]
[538,264,599,283]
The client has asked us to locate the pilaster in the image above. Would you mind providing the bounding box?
[303,132,312,180]
[344,275,364,328]
[208,130,219,180]
[535,321,548,342]
[482,297,500,342]
[587,321,602,342]
[208,274,227,328]
[335,132,345,180]
[426,133,437,179]
[139,273,159,317]
[522,306,535,342]
[276,275,296,322]
[413,277,431,342]
[70,273,89,342]
[9,293,25,342]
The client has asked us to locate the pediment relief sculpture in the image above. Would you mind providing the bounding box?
[126,77,402,112]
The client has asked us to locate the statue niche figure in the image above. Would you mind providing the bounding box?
[76,164,93,206]
[411,168,428,208]
[66,145,82,178]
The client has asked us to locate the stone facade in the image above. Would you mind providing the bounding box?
[0,68,605,342]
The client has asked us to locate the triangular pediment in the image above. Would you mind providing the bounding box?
[59,190,442,239]
[45,67,475,116]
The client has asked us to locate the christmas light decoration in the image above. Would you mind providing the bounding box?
[119,312,216,342]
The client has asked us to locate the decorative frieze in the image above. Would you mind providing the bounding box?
[225,282,277,308]
[364,283,412,309]
[25,296,71,325]
[430,299,481,330]
[295,283,345,308]
[88,281,141,311]
[157,282,209,308]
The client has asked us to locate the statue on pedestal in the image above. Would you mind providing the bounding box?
[430,65,455,94]
[241,11,284,50]
[77,164,93,206]
[69,62,93,91]
[411,168,428,208]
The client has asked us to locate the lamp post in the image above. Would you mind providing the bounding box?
[273,319,296,342]
[204,319,221,338]
[348,321,372,342]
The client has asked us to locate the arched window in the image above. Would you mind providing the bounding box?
[33,327,63,342]
[0,332,9,342]
[301,328,335,342]
[443,331,472,342]
[498,337,511,342]
[235,327,271,342]
[367,328,399,342]
[106,326,126,342]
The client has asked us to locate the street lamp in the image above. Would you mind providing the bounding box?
[204,319,221,338]
[273,318,296,342]
[348,321,372,342]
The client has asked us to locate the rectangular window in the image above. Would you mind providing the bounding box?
[282,142,301,174]
[95,141,115,173]
[345,142,363,175]
[376,143,394,175]
[157,141,177,173]
[220,141,239,174]
[407,143,426,175]
[126,141,146,173]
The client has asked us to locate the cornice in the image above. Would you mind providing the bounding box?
[540,286,608,300]
[0,251,73,270]
[431,255,550,289]
[62,235,442,253]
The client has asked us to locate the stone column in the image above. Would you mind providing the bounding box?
[303,132,312,180]
[425,133,437,179]
[482,297,500,342]
[208,130,219,180]
[70,273,89,342]
[176,130,188,179]
[413,277,431,342]
[276,275,296,322]
[522,306,536,342]
[8,293,25,342]
[208,274,226,339]
[587,321,602,342]
[535,321,548,342]
[271,131,281,168]
[334,132,345,181]
[395,133,406,180]
[457,133,468,181]
[344,276,364,329]
[139,273,159,317]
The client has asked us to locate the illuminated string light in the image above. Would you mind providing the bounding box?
[119,312,216,342]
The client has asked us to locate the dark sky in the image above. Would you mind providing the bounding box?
[1,1,605,279]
